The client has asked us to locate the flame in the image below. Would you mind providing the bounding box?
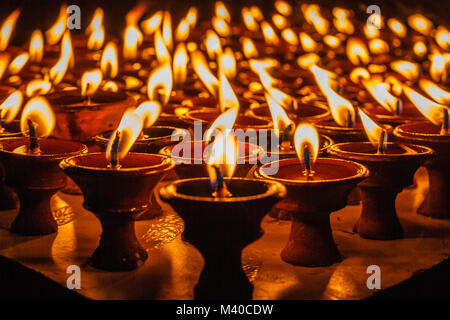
[249,58,279,89]
[101,42,119,78]
[349,67,370,84]
[430,53,447,83]
[102,80,119,92]
[125,4,147,26]
[162,11,173,51]
[86,8,104,50]
[301,4,329,35]
[265,92,293,131]
[334,15,354,35]
[8,52,29,75]
[155,29,171,64]
[20,96,55,138]
[363,77,400,114]
[294,123,319,164]
[435,26,450,51]
[106,110,143,163]
[281,28,299,45]
[0,90,22,123]
[419,78,450,105]
[186,7,198,28]
[242,7,259,32]
[123,76,141,90]
[0,9,21,51]
[272,14,288,30]
[404,86,448,126]
[215,1,231,23]
[261,21,280,46]
[369,39,389,54]
[218,66,239,113]
[390,60,420,81]
[205,29,222,59]
[358,108,385,144]
[48,31,73,85]
[413,41,427,58]
[363,24,380,39]
[81,69,103,97]
[29,29,44,63]
[46,5,67,45]
[205,105,238,143]
[323,35,341,49]
[191,50,219,96]
[173,43,188,87]
[310,64,356,127]
[387,18,406,38]
[299,32,317,52]
[123,24,143,60]
[408,14,433,36]
[250,6,264,21]
[346,38,370,65]
[212,16,231,37]
[141,11,162,35]
[297,53,320,70]
[147,63,173,106]
[275,0,292,16]
[241,37,258,59]
[385,75,403,96]
[134,101,161,128]
[219,48,236,80]
[86,8,103,34]
[207,129,237,188]
[175,18,190,42]
[26,79,52,97]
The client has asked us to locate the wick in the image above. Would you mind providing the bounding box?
[441,108,449,136]
[395,99,403,116]
[212,165,232,198]
[280,123,294,151]
[27,119,40,154]
[346,109,353,128]
[377,130,387,154]
[109,131,121,170]
[302,145,314,178]
[290,98,298,113]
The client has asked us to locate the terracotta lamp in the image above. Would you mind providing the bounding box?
[255,124,368,266]
[60,153,174,271]
[160,177,286,299]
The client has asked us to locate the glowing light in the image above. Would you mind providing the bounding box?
[299,32,318,52]
[0,9,21,51]
[281,28,299,45]
[81,69,103,98]
[390,60,421,81]
[29,29,44,63]
[191,50,219,96]
[46,5,67,45]
[346,38,370,65]
[123,24,143,60]
[275,1,293,16]
[147,63,173,106]
[261,21,280,46]
[387,18,406,38]
[0,90,22,123]
[21,96,55,138]
[101,42,119,79]
[173,43,188,87]
[404,85,448,126]
[408,14,433,36]
[141,11,162,35]
[134,101,161,128]
[419,78,450,105]
[8,52,29,75]
[294,123,320,165]
[241,37,258,59]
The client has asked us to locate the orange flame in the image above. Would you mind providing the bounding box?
[123,24,143,60]
[241,37,258,59]
[48,31,73,85]
[333,10,354,35]
[346,38,370,65]
[101,42,119,78]
[26,79,52,97]
[106,110,143,163]
[86,8,105,50]
[215,1,231,23]
[430,53,447,83]
[29,29,44,63]
[173,43,188,87]
[205,29,222,59]
[186,7,198,28]
[205,104,238,143]
[297,53,320,70]
[323,35,341,49]
[147,63,173,106]
[363,77,401,114]
[261,21,280,46]
[134,101,161,128]
[408,14,433,36]
[20,96,55,138]
[242,7,259,32]
[175,18,190,42]
[191,50,219,96]
[299,32,317,52]
[301,4,329,35]
[102,80,119,92]
[349,67,370,84]
[155,29,171,64]
[385,75,403,96]
[363,24,380,39]
[8,52,29,75]
[0,90,22,123]
[86,8,103,34]
[419,78,450,105]
[272,13,288,30]
[219,47,236,80]
[265,91,293,131]
[141,11,162,35]
[212,16,231,37]
[275,0,292,16]
[435,26,450,51]
[249,58,279,89]
[413,41,427,58]
[358,108,386,145]
[0,9,21,51]
[218,66,239,113]
[162,11,173,51]
[387,18,406,38]
[281,28,299,45]
[390,60,420,81]
[81,69,103,97]
[310,64,356,127]
[369,39,389,54]
[46,5,67,45]
[250,6,264,22]
[404,86,448,126]
[294,123,319,164]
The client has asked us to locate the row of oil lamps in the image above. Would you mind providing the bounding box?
[0,1,448,299]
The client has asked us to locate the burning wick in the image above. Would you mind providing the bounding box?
[395,99,403,116]
[289,98,298,113]
[109,131,121,169]
[346,109,354,128]
[27,119,40,154]
[302,144,314,178]
[211,165,232,198]
[377,130,387,154]
[280,123,294,151]
[84,83,93,106]
[441,108,449,136]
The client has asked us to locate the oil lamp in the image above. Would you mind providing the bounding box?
[394,86,450,219]
[255,123,368,266]
[160,126,286,299]
[60,110,174,271]
[0,97,87,235]
[328,109,434,239]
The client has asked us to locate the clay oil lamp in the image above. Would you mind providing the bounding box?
[160,127,286,299]
[0,90,23,210]
[60,111,175,271]
[328,109,434,239]
[255,123,368,267]
[394,86,450,219]
[0,97,87,235]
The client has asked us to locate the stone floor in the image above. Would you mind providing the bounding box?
[0,167,449,299]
